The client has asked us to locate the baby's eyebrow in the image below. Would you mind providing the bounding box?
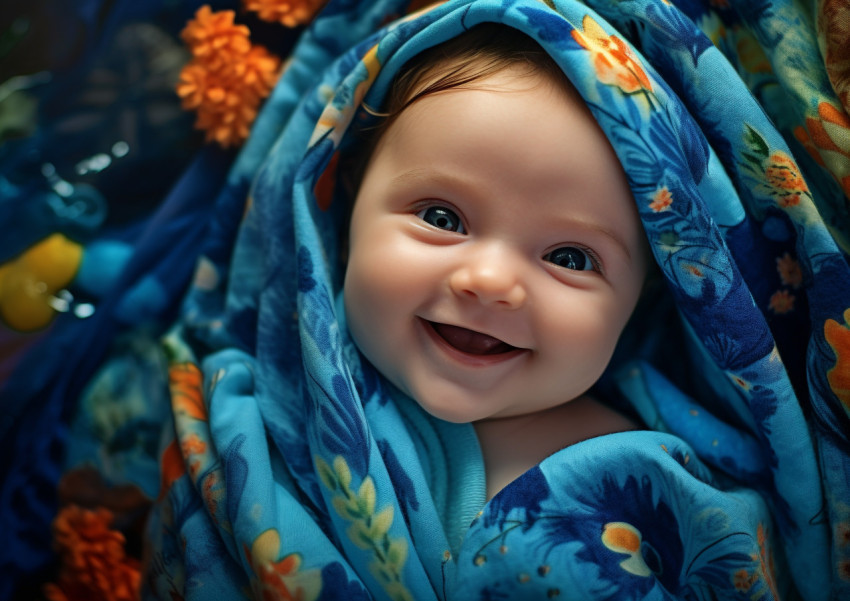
[389,168,476,194]
[570,219,633,262]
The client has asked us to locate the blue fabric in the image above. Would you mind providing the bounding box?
[138,1,849,599]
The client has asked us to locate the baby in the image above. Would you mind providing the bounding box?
[343,24,649,500]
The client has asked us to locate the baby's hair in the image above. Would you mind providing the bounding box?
[379,23,575,131]
[347,23,580,191]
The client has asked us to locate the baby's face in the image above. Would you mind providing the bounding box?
[344,67,649,423]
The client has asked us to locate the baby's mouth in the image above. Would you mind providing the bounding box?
[428,321,518,355]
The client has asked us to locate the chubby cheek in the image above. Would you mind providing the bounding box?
[343,232,421,357]
[540,292,630,374]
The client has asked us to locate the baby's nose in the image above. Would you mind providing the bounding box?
[448,246,527,309]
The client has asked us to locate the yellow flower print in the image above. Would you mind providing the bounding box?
[0,234,83,331]
[310,43,381,149]
[824,308,850,415]
[775,252,802,288]
[243,529,321,601]
[316,455,413,601]
[571,15,652,95]
[768,290,795,314]
[649,186,673,212]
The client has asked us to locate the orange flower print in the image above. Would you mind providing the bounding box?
[177,6,282,147]
[244,0,328,28]
[733,568,756,592]
[762,151,809,208]
[169,362,207,421]
[181,432,207,456]
[824,308,850,415]
[683,264,704,277]
[840,559,850,581]
[202,472,224,522]
[819,0,850,110]
[244,530,321,601]
[571,15,652,95]
[649,186,673,212]
[799,102,850,197]
[768,290,795,314]
[755,524,780,600]
[43,506,140,601]
[837,521,850,548]
[158,439,187,501]
[775,252,802,288]
[601,522,652,576]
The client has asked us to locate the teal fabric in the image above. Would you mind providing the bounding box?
[34,0,843,599]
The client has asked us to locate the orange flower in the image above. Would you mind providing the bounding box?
[169,362,207,421]
[649,186,673,212]
[244,0,328,28]
[824,308,850,414]
[775,252,802,288]
[181,6,251,66]
[768,290,795,314]
[572,15,652,94]
[762,151,809,207]
[177,6,282,147]
[44,506,140,601]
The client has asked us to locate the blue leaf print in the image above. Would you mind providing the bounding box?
[319,374,370,475]
[377,439,420,526]
[482,466,551,531]
[298,245,318,293]
[667,101,710,185]
[540,473,684,597]
[515,5,576,47]
[318,561,370,601]
[645,3,714,67]
[222,434,249,523]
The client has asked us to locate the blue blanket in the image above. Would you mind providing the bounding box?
[2,1,849,599]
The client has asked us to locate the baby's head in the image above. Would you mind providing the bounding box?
[343,24,650,423]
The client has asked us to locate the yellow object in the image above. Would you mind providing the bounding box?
[0,234,83,331]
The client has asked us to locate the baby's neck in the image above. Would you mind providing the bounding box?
[473,395,638,501]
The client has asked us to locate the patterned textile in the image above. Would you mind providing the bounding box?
[2,0,849,599]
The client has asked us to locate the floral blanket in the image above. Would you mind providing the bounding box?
[2,0,849,599]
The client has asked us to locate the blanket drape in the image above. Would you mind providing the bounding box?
[2,1,849,599]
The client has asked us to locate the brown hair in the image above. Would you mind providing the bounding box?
[345,23,579,193]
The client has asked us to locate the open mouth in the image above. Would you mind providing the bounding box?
[427,321,520,356]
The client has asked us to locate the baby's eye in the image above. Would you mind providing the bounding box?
[417,206,465,233]
[544,246,597,272]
